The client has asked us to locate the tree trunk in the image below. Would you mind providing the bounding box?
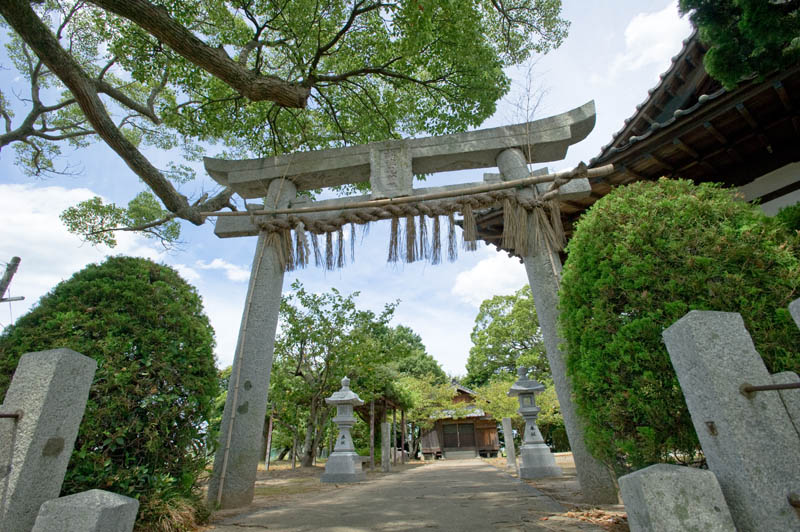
[369,400,375,471]
[401,409,407,464]
[277,447,290,461]
[300,400,318,467]
[392,408,397,465]
[291,432,298,469]
[264,414,274,470]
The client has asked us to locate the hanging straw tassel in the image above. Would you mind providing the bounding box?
[266,231,286,271]
[514,205,529,257]
[462,203,478,252]
[419,215,429,260]
[529,204,551,254]
[325,231,334,270]
[502,198,517,250]
[447,212,458,262]
[405,215,417,263]
[431,216,442,265]
[350,223,356,263]
[337,226,345,269]
[282,229,295,271]
[548,200,566,251]
[388,217,401,263]
[294,223,310,269]
[311,232,323,268]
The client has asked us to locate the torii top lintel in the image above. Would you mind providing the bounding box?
[204,101,596,199]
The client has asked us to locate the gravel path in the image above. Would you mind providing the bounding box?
[208,458,603,532]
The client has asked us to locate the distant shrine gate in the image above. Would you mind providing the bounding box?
[201,101,619,508]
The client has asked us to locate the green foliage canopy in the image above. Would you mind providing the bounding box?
[1,0,568,244]
[0,256,218,530]
[559,178,800,474]
[464,285,548,388]
[679,0,800,89]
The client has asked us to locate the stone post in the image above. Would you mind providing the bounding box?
[32,489,139,532]
[501,417,517,471]
[321,377,365,483]
[496,148,618,503]
[381,422,391,473]
[619,464,735,532]
[508,367,561,479]
[0,349,96,532]
[208,179,297,509]
[663,310,800,532]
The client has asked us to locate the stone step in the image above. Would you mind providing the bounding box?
[443,449,477,460]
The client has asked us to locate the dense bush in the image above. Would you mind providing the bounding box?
[0,257,218,531]
[559,178,800,474]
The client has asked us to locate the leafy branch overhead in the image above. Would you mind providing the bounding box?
[0,0,568,245]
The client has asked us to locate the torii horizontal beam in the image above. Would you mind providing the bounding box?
[204,101,596,198]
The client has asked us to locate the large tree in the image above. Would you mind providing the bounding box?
[0,256,218,531]
[679,0,800,89]
[0,0,567,245]
[463,285,548,388]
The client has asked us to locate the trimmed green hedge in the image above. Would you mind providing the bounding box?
[559,178,800,474]
[0,257,217,530]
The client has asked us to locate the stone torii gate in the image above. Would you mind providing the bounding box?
[203,100,618,508]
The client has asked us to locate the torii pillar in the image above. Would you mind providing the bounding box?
[497,148,619,504]
[207,179,296,508]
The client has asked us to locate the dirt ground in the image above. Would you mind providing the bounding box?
[203,455,628,532]
[482,454,629,532]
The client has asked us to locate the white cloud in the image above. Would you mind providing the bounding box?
[196,258,250,282]
[172,263,201,282]
[591,1,692,86]
[0,184,164,327]
[451,249,528,307]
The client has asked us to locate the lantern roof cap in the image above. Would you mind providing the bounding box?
[508,367,545,396]
[326,376,365,406]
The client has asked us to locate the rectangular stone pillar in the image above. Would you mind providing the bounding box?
[208,179,296,509]
[0,348,97,532]
[32,489,138,532]
[381,422,391,473]
[619,464,735,532]
[663,310,800,531]
[501,417,517,471]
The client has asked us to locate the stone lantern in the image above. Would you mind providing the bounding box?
[321,376,366,483]
[508,367,561,479]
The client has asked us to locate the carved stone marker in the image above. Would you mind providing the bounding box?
[663,310,800,532]
[501,417,517,471]
[508,367,561,479]
[321,377,365,483]
[619,464,735,532]
[0,348,97,532]
[32,489,139,532]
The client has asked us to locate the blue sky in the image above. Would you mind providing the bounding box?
[0,1,692,375]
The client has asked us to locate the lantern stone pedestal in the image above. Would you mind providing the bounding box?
[509,367,562,479]
[321,377,366,483]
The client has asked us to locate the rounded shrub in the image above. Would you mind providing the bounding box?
[559,178,800,474]
[0,256,217,531]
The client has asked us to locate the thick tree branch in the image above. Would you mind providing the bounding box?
[0,0,199,222]
[86,0,310,107]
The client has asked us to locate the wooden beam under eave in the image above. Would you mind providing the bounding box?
[673,137,700,159]
[773,81,793,111]
[617,165,647,185]
[647,153,676,173]
[735,103,759,129]
[703,121,728,144]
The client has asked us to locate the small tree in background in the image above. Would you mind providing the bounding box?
[0,257,218,531]
[464,286,548,389]
[559,178,800,474]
